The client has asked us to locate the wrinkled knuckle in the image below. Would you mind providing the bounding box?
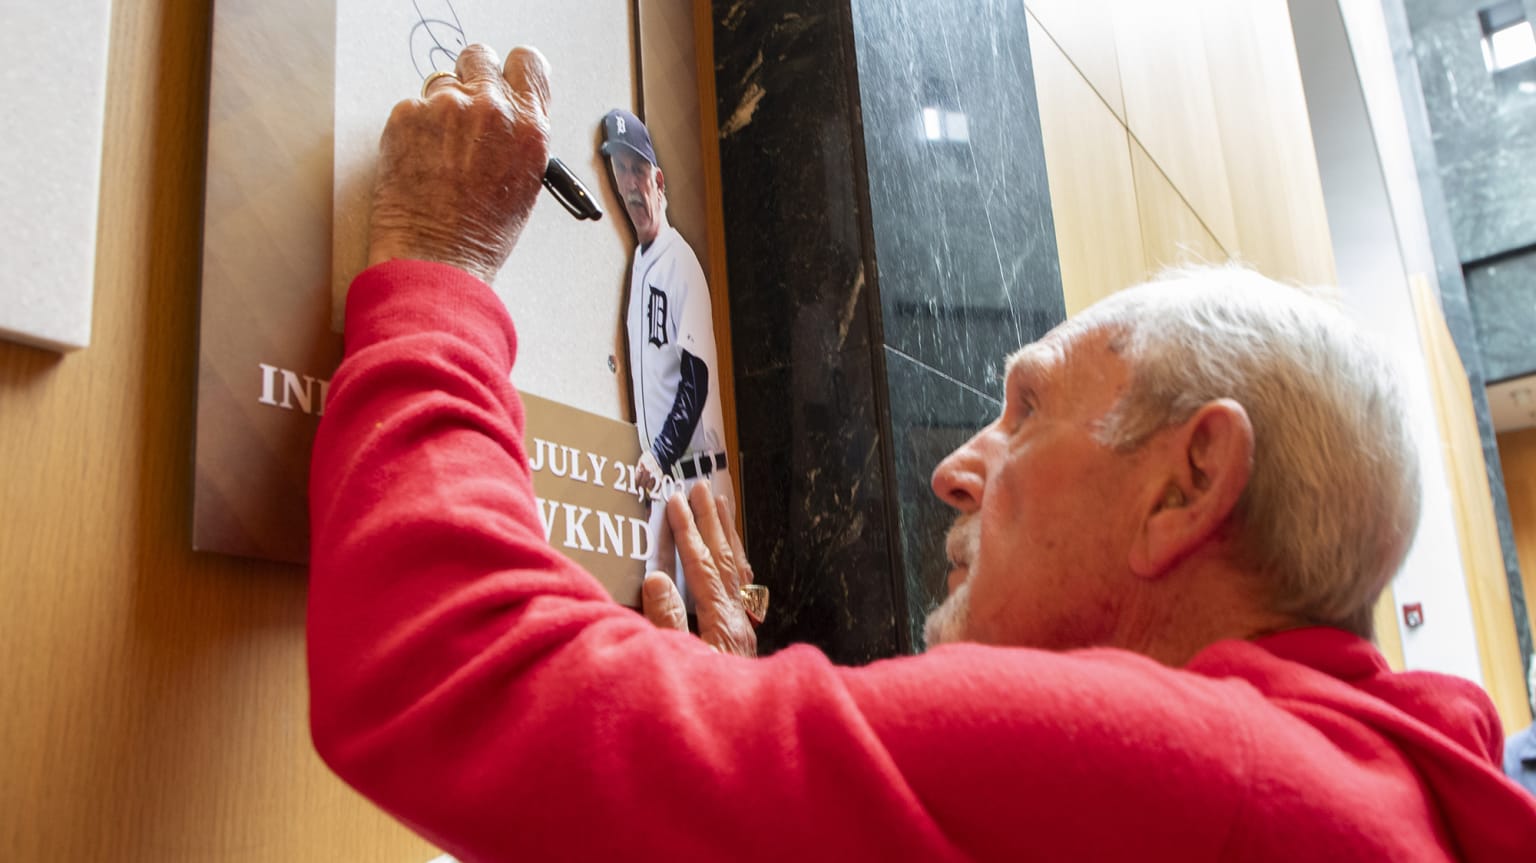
[385,98,417,127]
[464,93,499,120]
[520,114,552,154]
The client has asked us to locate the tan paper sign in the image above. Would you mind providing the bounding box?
[520,392,648,606]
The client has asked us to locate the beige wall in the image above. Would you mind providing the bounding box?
[0,4,432,861]
[1026,0,1336,317]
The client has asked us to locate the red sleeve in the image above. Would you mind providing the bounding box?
[307,261,1262,862]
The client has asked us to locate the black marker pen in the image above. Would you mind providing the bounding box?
[542,158,603,221]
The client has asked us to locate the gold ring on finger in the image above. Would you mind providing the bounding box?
[420,70,459,98]
[738,584,769,626]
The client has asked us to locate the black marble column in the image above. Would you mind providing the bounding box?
[712,0,1062,662]
[1396,0,1536,387]
[1383,0,1533,675]
[1466,251,1536,383]
[1399,0,1536,262]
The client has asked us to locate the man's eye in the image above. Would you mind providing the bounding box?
[1001,398,1034,433]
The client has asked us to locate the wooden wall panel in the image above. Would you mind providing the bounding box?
[1199,0,1337,286]
[692,0,743,527]
[1024,0,1126,119]
[1028,13,1146,317]
[0,3,433,860]
[1412,278,1533,732]
[1129,139,1231,276]
[1498,426,1536,643]
[1112,0,1241,254]
[1372,591,1407,671]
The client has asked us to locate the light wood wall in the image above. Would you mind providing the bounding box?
[1026,0,1336,316]
[1500,426,1536,667]
[0,4,432,861]
[1413,280,1531,730]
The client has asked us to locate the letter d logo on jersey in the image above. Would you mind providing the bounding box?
[646,287,669,347]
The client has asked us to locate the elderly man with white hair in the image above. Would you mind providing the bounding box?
[306,43,1536,861]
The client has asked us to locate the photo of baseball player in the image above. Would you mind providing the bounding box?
[600,108,735,597]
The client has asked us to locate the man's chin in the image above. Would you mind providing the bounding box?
[922,582,972,649]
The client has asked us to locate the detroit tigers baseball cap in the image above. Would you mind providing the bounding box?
[600,108,658,169]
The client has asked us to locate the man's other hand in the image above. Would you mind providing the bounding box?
[368,44,551,284]
[641,483,757,658]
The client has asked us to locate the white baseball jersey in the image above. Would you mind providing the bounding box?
[625,225,727,468]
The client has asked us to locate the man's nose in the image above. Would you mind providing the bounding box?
[931,435,987,513]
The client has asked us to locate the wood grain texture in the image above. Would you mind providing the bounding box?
[1027,12,1146,317]
[1128,137,1231,276]
[1497,426,1536,658]
[1112,0,1240,254]
[1411,277,1532,732]
[1024,0,1126,120]
[694,0,743,527]
[0,2,432,860]
[1372,589,1407,671]
[1034,0,1335,300]
[1198,0,1336,287]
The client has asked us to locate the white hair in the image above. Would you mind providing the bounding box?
[1065,265,1421,638]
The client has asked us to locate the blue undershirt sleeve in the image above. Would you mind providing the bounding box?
[651,349,708,472]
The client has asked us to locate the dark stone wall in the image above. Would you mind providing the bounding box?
[712,0,1062,661]
[1384,0,1533,677]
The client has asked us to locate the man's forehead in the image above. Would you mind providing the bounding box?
[1004,326,1079,378]
[1003,344,1054,383]
[1003,325,1123,388]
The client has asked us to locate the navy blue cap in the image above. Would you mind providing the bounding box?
[600,108,658,169]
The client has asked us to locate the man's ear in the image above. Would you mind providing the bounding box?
[654,167,666,195]
[1129,398,1253,579]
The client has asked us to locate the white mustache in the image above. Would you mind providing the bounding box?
[624,195,644,207]
[945,515,979,570]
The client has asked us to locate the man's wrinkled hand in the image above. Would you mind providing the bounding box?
[639,482,757,657]
[641,572,689,635]
[368,44,551,284]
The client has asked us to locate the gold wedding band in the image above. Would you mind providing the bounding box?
[420,70,458,98]
[739,584,769,625]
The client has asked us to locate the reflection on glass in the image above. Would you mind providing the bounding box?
[920,106,970,143]
[922,106,942,140]
[1479,1,1536,73]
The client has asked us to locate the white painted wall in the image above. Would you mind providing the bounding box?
[1289,0,1484,681]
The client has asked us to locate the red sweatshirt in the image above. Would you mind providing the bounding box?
[309,260,1536,862]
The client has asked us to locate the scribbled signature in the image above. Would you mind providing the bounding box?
[410,0,467,79]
